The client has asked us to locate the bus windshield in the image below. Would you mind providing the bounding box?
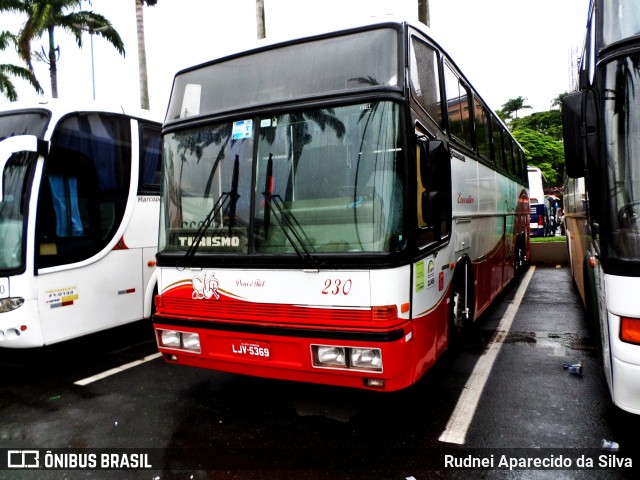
[603,54,640,261]
[602,0,640,47]
[159,101,405,258]
[0,111,50,272]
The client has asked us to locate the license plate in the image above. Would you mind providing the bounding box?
[231,341,271,359]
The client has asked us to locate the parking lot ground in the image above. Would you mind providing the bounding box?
[1,266,639,479]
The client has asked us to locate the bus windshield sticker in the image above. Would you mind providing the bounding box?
[232,120,253,140]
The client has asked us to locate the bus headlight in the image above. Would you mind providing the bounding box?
[312,345,383,372]
[0,297,25,313]
[350,348,382,371]
[314,346,346,367]
[181,332,201,351]
[157,329,201,353]
[159,330,180,348]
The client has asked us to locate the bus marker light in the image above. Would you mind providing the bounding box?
[589,256,597,268]
[148,260,156,267]
[20,325,27,332]
[372,305,397,322]
[449,262,455,270]
[401,303,410,313]
[621,317,640,345]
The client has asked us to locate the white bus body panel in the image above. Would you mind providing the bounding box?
[159,265,411,316]
[604,274,640,414]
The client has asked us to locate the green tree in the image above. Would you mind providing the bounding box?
[0,30,43,101]
[512,127,564,185]
[511,110,563,141]
[551,91,571,109]
[501,96,532,119]
[136,0,157,110]
[2,0,125,98]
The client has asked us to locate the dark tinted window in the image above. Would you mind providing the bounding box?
[37,114,132,268]
[139,124,161,193]
[409,37,443,128]
[0,111,50,138]
[491,117,505,169]
[474,96,491,160]
[444,63,473,147]
[167,28,400,121]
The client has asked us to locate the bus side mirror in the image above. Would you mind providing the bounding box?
[419,139,450,226]
[562,92,585,178]
[563,90,599,179]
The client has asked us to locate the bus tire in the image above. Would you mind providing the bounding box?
[448,261,473,350]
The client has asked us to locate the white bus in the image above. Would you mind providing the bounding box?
[153,19,529,391]
[563,0,640,414]
[0,101,161,348]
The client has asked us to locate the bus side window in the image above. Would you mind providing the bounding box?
[491,117,505,170]
[417,137,451,247]
[409,37,444,130]
[474,96,491,161]
[37,114,132,269]
[444,63,473,148]
[139,124,162,193]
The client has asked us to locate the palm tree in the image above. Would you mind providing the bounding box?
[0,30,43,101]
[2,0,125,99]
[256,0,266,39]
[501,96,532,119]
[418,0,430,27]
[136,0,156,110]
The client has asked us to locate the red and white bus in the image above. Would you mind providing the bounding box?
[0,100,161,348]
[153,19,530,391]
[563,0,640,414]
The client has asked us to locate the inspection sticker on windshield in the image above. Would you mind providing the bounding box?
[232,120,253,140]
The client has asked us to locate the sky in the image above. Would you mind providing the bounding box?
[1,0,590,120]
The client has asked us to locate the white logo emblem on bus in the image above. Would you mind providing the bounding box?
[192,273,220,300]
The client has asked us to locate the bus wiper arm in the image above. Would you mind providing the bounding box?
[183,192,231,264]
[183,155,240,266]
[261,192,319,268]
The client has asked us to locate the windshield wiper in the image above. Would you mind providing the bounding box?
[262,154,319,268]
[182,156,240,266]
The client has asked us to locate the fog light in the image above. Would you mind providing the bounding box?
[181,332,201,352]
[350,348,382,371]
[364,378,385,388]
[314,346,346,367]
[159,330,180,348]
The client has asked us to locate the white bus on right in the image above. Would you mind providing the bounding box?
[563,0,640,414]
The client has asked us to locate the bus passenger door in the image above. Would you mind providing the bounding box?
[412,135,453,366]
[34,113,143,344]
